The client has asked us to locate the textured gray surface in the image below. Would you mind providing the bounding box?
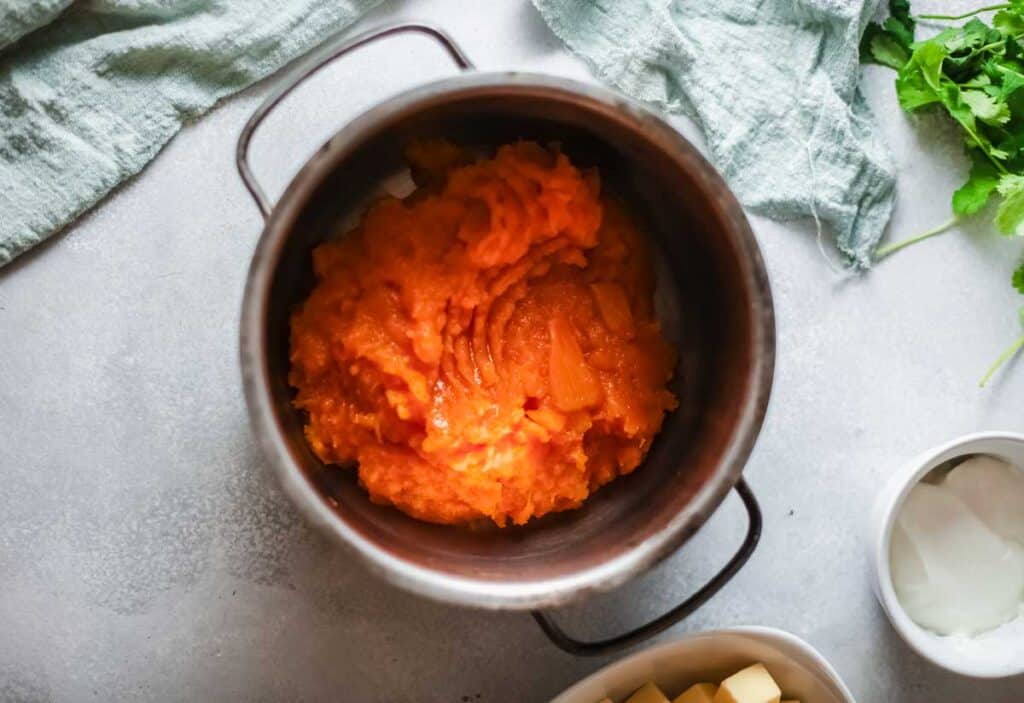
[1,1,1023,701]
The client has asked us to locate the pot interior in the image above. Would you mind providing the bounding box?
[253,77,772,606]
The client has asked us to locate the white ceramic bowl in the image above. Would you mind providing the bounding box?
[550,627,855,703]
[870,431,1024,678]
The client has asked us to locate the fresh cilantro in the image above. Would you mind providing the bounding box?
[996,65,1024,100]
[918,2,1022,22]
[893,40,949,111]
[886,2,916,45]
[996,174,1024,233]
[952,152,1001,215]
[865,29,915,69]
[979,306,1024,386]
[994,7,1024,34]
[862,0,915,68]
[864,1,1024,383]
[962,89,1011,124]
[1014,260,1024,292]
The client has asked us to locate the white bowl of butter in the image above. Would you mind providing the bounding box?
[550,627,855,703]
[871,431,1024,678]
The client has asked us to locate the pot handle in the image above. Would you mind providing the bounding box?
[531,478,762,657]
[235,23,474,220]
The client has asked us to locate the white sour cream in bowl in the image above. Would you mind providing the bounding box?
[870,432,1024,678]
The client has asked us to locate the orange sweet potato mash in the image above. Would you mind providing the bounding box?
[289,140,677,526]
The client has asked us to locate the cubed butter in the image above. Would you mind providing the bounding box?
[712,663,781,703]
[673,682,718,703]
[626,682,670,703]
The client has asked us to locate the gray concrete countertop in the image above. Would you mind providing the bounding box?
[2,1,1023,701]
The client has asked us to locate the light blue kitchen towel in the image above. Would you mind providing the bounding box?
[1,0,70,51]
[0,0,383,267]
[533,0,896,269]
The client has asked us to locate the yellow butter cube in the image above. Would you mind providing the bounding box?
[713,663,781,703]
[673,682,718,703]
[626,682,670,703]
[781,700,800,703]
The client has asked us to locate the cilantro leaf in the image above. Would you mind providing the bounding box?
[997,66,1024,101]
[883,15,915,48]
[942,19,989,53]
[961,89,1012,125]
[995,9,1024,35]
[866,28,913,69]
[896,42,947,109]
[939,84,1009,160]
[953,153,1002,215]
[1014,261,1024,294]
[996,174,1024,235]
[916,41,948,91]
[895,68,942,108]
[861,0,915,69]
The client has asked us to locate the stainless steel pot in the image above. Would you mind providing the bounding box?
[237,23,774,656]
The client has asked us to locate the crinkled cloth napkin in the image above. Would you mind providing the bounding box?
[0,0,382,266]
[533,0,896,268]
[0,0,894,268]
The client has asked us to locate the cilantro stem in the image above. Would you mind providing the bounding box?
[917,4,1009,21]
[979,332,1024,386]
[874,217,960,259]
[975,40,1008,54]
[954,120,1009,174]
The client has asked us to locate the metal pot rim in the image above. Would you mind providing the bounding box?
[239,69,775,610]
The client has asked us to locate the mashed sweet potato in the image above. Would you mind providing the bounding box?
[289,140,677,526]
